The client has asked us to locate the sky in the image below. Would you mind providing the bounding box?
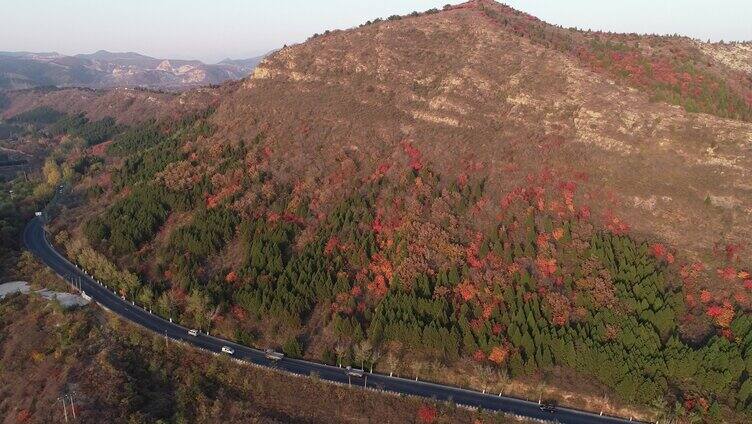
[1,0,750,63]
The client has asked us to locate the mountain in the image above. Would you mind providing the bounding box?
[218,0,752,270]
[219,55,268,74]
[0,50,266,91]
[3,1,752,421]
[0,85,231,125]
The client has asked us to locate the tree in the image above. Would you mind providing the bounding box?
[369,348,382,373]
[385,351,399,376]
[417,404,437,423]
[488,345,509,365]
[43,158,62,186]
[335,343,349,367]
[283,337,303,358]
[354,339,372,369]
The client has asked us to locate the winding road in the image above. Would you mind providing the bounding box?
[23,217,643,424]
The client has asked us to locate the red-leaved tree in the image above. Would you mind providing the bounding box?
[417,404,437,423]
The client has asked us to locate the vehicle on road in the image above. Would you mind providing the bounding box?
[188,329,198,336]
[264,349,284,361]
[221,346,235,355]
[540,400,558,413]
[34,211,42,217]
[345,366,364,378]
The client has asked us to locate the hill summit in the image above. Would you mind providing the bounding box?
[213,0,751,269]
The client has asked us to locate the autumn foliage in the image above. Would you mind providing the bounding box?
[488,345,509,365]
[417,404,437,423]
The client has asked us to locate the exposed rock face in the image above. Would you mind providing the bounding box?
[0,281,89,308]
[696,41,752,75]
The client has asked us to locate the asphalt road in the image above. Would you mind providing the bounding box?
[23,217,644,424]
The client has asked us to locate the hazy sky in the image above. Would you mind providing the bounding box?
[2,0,750,63]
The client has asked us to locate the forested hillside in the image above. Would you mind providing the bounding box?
[1,85,225,126]
[28,110,750,422]
[5,0,752,422]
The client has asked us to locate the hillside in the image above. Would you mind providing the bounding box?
[224,0,752,270]
[0,268,488,423]
[0,50,264,91]
[1,85,229,125]
[6,1,752,422]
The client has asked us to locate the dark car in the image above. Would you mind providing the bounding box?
[540,400,557,413]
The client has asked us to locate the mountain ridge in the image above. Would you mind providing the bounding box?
[0,49,266,91]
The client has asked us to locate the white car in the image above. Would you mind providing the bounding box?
[264,349,284,361]
[35,211,43,217]
[346,366,364,378]
[221,346,235,355]
[187,329,198,336]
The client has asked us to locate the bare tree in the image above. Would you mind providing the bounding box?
[334,343,348,367]
[354,339,372,370]
[495,368,509,395]
[369,348,381,373]
[474,364,493,393]
[385,351,399,376]
[411,360,424,381]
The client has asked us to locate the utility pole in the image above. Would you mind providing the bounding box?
[67,392,77,420]
[57,396,69,423]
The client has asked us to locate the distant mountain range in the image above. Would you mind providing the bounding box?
[0,50,266,90]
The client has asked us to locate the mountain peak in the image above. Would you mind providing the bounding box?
[231,0,752,272]
[78,50,156,61]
